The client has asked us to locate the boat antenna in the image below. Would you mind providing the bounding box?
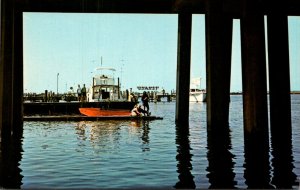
[101,56,103,67]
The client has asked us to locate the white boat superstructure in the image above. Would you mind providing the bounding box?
[87,67,126,102]
[190,77,206,102]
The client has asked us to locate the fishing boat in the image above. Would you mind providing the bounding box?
[190,77,206,102]
[79,108,131,117]
[87,67,127,102]
[79,66,136,116]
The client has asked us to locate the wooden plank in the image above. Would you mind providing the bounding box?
[23,115,163,121]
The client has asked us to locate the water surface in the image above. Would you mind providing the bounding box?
[19,95,300,189]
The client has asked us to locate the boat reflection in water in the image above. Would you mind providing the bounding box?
[75,120,150,153]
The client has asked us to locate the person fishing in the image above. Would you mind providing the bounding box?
[131,104,150,116]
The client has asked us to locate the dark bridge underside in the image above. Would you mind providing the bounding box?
[16,0,300,16]
[0,0,299,188]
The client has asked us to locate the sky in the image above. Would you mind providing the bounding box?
[23,13,300,94]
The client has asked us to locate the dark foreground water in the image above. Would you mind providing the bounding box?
[17,95,300,189]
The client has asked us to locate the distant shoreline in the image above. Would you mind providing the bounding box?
[230,91,300,95]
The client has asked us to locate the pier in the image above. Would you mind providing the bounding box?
[1,0,299,188]
[23,115,163,121]
[136,92,175,102]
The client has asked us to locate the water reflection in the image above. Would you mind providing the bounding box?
[0,129,24,188]
[243,128,273,188]
[174,124,196,189]
[139,120,150,152]
[75,120,151,153]
[270,126,298,188]
[206,125,237,189]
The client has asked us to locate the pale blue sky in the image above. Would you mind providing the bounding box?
[23,13,299,93]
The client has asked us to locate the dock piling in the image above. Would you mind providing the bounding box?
[206,0,233,129]
[240,0,270,188]
[267,2,292,158]
[175,12,192,125]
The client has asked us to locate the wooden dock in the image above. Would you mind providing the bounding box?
[23,115,163,121]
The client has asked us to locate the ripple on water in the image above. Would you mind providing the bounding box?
[19,97,300,189]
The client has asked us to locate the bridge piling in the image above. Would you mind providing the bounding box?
[175,12,192,125]
[240,0,270,187]
[267,5,292,152]
[205,0,233,129]
[267,5,294,187]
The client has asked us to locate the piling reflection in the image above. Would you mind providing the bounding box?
[243,129,272,188]
[270,128,297,188]
[0,127,24,188]
[206,125,237,189]
[139,120,150,152]
[174,124,196,189]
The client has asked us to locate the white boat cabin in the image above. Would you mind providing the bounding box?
[87,67,125,102]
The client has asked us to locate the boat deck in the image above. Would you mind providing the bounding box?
[24,115,163,121]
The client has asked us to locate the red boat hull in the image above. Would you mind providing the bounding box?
[79,108,131,117]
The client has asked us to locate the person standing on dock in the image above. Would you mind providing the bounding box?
[77,84,81,102]
[142,91,150,114]
[81,84,86,102]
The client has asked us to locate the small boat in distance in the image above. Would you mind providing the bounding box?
[190,77,206,102]
[79,108,131,117]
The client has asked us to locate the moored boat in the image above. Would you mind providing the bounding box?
[81,66,136,113]
[190,77,206,102]
[87,67,127,102]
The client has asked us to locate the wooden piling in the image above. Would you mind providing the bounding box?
[241,0,269,138]
[0,0,14,142]
[267,3,294,188]
[205,0,233,129]
[12,7,24,137]
[240,0,270,188]
[175,12,192,125]
[267,4,292,152]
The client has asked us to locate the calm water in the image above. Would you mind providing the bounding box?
[18,95,300,189]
